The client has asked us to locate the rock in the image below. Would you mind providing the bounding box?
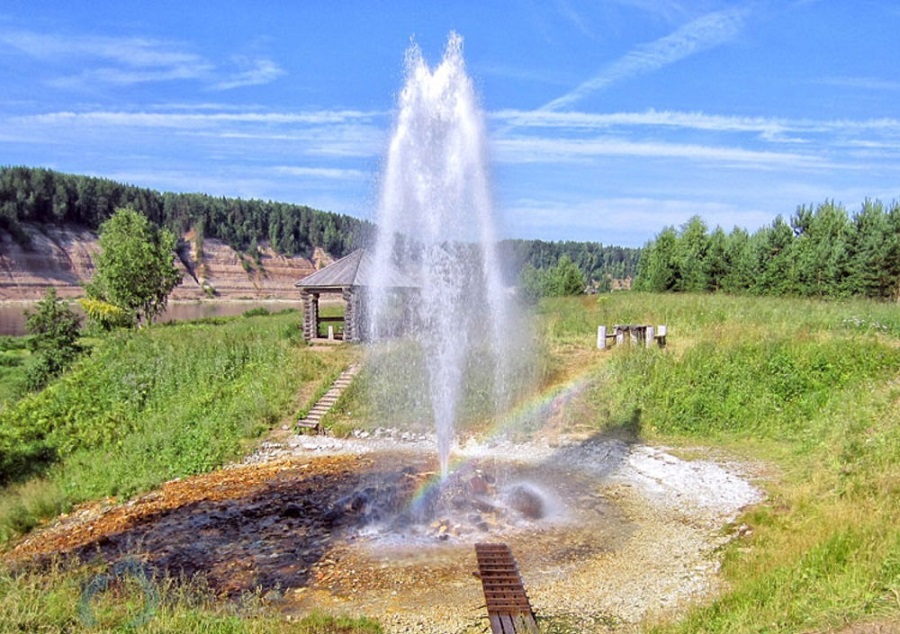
[468,474,489,495]
[506,484,547,520]
[261,589,283,603]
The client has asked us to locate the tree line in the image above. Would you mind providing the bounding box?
[634,199,900,300]
[498,239,640,290]
[1,166,640,286]
[0,166,374,258]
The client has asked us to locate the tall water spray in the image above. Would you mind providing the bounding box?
[368,33,516,479]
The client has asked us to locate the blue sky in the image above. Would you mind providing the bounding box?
[1,1,898,247]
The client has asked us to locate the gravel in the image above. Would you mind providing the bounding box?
[246,429,765,633]
[10,427,766,634]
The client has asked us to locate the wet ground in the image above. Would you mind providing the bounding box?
[7,434,765,633]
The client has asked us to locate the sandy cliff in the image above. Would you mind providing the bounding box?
[0,224,321,301]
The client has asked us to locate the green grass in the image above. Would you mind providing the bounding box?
[0,310,351,545]
[329,324,548,438]
[3,292,899,632]
[535,293,900,633]
[0,336,29,405]
[0,557,381,633]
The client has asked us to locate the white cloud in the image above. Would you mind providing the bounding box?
[18,109,381,128]
[541,7,748,110]
[0,28,283,90]
[553,0,596,39]
[494,108,789,137]
[494,135,825,169]
[212,58,286,91]
[273,166,368,180]
[7,107,388,160]
[1,30,197,66]
[494,108,900,137]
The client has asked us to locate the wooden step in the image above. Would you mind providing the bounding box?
[474,543,538,634]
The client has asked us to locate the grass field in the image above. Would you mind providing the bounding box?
[0,336,29,405]
[539,293,900,633]
[0,310,354,543]
[1,293,898,632]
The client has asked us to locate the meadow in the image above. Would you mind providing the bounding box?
[0,294,898,632]
[0,309,353,538]
[538,293,900,633]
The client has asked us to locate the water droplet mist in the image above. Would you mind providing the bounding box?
[368,33,520,479]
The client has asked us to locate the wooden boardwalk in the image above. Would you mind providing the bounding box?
[474,543,538,634]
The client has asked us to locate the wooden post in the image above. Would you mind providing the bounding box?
[657,324,667,348]
[308,292,320,340]
[327,325,334,340]
[646,325,655,348]
[343,286,354,342]
[598,325,607,349]
[615,325,625,346]
[301,290,317,341]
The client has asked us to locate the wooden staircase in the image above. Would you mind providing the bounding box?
[296,363,361,433]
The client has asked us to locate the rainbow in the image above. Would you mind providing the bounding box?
[405,368,596,514]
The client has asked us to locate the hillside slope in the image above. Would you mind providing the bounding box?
[0,223,320,301]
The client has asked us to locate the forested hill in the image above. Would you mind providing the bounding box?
[0,166,373,259]
[499,239,640,290]
[0,166,640,285]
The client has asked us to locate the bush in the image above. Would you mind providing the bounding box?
[23,287,82,390]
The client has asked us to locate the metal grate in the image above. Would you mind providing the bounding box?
[474,543,538,634]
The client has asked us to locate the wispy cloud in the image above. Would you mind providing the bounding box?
[0,30,198,65]
[553,0,595,39]
[212,57,286,91]
[0,28,283,90]
[8,108,387,158]
[273,166,367,180]
[495,108,789,135]
[18,109,381,128]
[494,135,824,169]
[496,108,900,132]
[540,8,747,111]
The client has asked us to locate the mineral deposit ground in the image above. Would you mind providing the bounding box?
[7,430,766,634]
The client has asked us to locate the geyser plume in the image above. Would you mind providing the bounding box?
[368,33,519,479]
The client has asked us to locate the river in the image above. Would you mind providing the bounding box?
[0,300,305,337]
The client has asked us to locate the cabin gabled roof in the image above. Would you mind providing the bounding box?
[295,249,418,290]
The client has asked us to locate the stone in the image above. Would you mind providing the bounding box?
[506,484,547,520]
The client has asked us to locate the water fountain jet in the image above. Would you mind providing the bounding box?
[368,33,518,480]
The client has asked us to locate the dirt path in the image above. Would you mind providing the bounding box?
[7,430,765,633]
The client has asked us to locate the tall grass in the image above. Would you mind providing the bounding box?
[0,311,353,544]
[539,293,900,633]
[0,336,28,405]
[331,323,548,437]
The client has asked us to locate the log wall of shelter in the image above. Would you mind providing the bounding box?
[301,291,319,341]
[343,286,359,342]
